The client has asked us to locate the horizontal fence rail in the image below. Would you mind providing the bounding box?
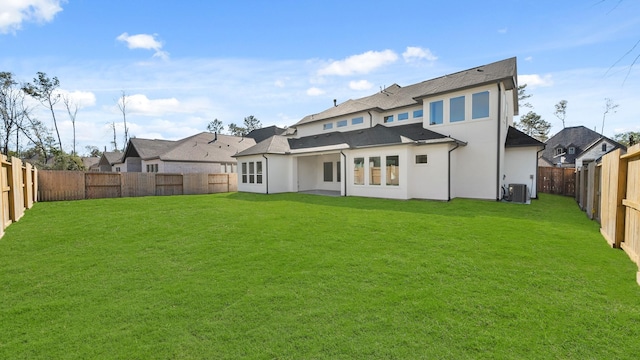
[38,171,237,202]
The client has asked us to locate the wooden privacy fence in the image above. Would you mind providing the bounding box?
[0,155,38,238]
[38,171,237,201]
[576,162,602,221]
[598,145,640,284]
[537,166,576,196]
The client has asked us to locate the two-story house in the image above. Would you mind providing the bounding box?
[234,57,544,201]
[538,126,626,169]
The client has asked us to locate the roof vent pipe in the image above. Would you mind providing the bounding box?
[333,99,337,107]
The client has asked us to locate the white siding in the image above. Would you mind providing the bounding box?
[236,156,267,194]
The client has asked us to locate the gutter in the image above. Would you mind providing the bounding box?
[496,82,502,201]
[340,150,347,196]
[448,141,463,201]
[262,154,269,194]
[367,111,373,128]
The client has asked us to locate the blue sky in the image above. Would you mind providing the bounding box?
[1,0,639,154]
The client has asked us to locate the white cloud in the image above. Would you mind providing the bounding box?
[124,94,182,116]
[274,79,286,88]
[0,0,64,34]
[318,50,398,76]
[58,90,97,107]
[498,28,508,34]
[402,47,438,62]
[349,80,373,91]
[518,74,554,88]
[117,32,169,60]
[524,56,533,62]
[306,87,325,96]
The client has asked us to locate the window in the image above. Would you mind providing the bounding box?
[415,155,428,164]
[555,148,564,155]
[323,123,333,130]
[602,143,607,152]
[241,162,247,183]
[323,162,333,182]
[568,147,575,155]
[352,116,364,125]
[249,162,255,183]
[450,96,465,122]
[386,156,399,186]
[146,164,150,172]
[154,164,158,172]
[429,100,443,125]
[336,161,341,182]
[369,156,381,185]
[354,158,364,185]
[472,91,490,119]
[115,167,121,172]
[384,115,394,123]
[413,109,423,118]
[398,112,409,121]
[337,120,347,128]
[256,161,263,184]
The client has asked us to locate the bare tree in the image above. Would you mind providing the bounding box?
[554,100,568,128]
[0,72,29,155]
[62,94,79,155]
[116,91,129,150]
[601,98,619,134]
[22,72,63,151]
[109,121,118,151]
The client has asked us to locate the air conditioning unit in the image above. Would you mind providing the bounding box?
[509,184,527,203]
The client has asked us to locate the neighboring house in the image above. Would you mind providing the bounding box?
[116,132,256,173]
[82,157,100,171]
[539,126,626,169]
[235,57,544,201]
[97,152,123,172]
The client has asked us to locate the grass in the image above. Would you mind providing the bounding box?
[1,192,639,359]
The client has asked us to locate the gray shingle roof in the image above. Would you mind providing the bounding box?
[540,126,625,165]
[505,126,545,148]
[245,126,287,143]
[122,132,256,163]
[235,123,454,157]
[295,57,517,126]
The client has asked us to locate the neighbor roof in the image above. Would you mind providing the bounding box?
[294,57,518,126]
[122,132,256,163]
[235,123,458,157]
[540,126,625,165]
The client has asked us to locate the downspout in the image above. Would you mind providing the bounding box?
[262,154,269,194]
[340,150,347,196]
[496,82,502,201]
[367,111,373,128]
[448,142,461,201]
[534,147,545,199]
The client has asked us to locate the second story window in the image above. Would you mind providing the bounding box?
[384,115,394,123]
[323,123,333,130]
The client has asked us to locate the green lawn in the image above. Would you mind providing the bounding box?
[1,193,639,359]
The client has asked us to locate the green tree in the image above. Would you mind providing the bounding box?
[206,119,224,133]
[554,100,568,128]
[518,84,533,109]
[516,111,551,142]
[243,115,261,133]
[227,123,246,137]
[85,145,103,157]
[613,131,640,147]
[22,72,63,151]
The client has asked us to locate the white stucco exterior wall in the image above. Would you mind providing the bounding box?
[408,144,450,200]
[504,147,539,199]
[344,145,409,200]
